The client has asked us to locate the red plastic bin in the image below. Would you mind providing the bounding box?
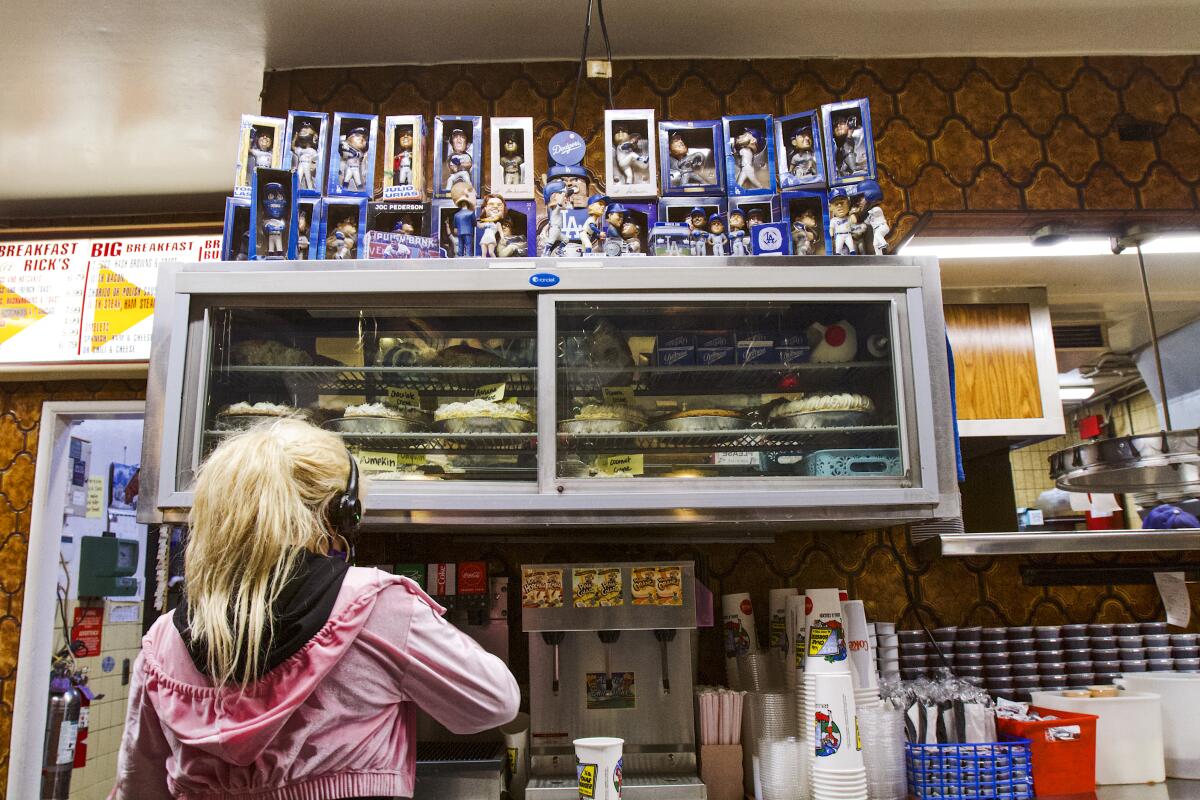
[996,705,1098,798]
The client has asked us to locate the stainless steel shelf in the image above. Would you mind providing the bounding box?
[562,360,891,394]
[205,429,537,453]
[932,528,1200,556]
[212,365,538,395]
[558,425,900,454]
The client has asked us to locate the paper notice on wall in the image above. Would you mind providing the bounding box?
[1155,572,1191,628]
[85,477,104,518]
[0,235,221,365]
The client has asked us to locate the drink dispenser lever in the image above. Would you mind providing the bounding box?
[654,629,676,693]
[542,631,565,693]
[597,630,621,691]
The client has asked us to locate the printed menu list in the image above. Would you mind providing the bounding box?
[0,235,221,364]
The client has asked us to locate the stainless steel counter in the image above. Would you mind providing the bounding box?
[1098,780,1200,799]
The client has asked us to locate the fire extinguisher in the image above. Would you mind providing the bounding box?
[73,670,98,769]
[41,670,81,799]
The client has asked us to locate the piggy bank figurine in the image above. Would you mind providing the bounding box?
[808,320,858,363]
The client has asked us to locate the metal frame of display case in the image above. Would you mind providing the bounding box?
[139,256,959,529]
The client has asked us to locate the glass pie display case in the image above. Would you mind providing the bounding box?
[140,256,959,529]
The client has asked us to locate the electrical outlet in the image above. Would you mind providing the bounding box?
[587,60,612,79]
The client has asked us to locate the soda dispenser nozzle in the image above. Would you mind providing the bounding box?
[542,631,566,693]
[654,629,676,693]
[597,630,620,691]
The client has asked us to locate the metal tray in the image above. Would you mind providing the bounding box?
[656,414,747,432]
[216,412,297,431]
[558,417,644,435]
[325,412,430,434]
[438,415,535,434]
[769,409,872,429]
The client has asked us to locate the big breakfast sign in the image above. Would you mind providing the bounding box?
[0,234,221,365]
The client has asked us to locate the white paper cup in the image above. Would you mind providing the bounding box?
[811,672,863,770]
[501,712,530,800]
[722,592,758,657]
[805,589,850,674]
[841,600,878,690]
[768,588,798,658]
[786,594,807,675]
[574,737,624,800]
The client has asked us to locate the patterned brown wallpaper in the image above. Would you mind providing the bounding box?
[0,380,145,787]
[1,53,1199,786]
[262,55,1200,246]
[358,529,1200,686]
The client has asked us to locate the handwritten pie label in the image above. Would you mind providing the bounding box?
[475,382,506,401]
[385,386,421,408]
[601,386,635,405]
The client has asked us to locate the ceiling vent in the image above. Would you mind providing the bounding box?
[1052,324,1106,350]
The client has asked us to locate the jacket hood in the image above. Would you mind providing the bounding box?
[140,567,441,766]
[172,551,350,683]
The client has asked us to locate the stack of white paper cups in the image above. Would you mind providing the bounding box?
[785,594,806,690]
[722,592,758,690]
[841,600,882,710]
[802,589,866,800]
[500,712,530,800]
[768,588,798,666]
[810,672,867,800]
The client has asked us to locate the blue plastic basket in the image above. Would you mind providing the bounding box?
[906,740,1034,799]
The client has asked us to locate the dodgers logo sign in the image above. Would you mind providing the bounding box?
[549,131,586,166]
[529,273,560,288]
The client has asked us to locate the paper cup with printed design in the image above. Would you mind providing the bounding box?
[804,589,850,674]
[574,737,623,800]
[840,600,878,690]
[768,588,798,659]
[811,672,864,771]
[722,592,758,658]
[786,594,807,684]
[501,712,530,799]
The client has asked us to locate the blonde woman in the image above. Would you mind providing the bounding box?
[109,419,519,800]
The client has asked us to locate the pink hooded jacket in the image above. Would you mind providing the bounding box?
[109,567,520,800]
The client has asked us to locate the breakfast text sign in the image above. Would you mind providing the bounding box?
[0,235,221,365]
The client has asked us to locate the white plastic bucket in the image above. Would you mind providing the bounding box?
[1117,672,1200,778]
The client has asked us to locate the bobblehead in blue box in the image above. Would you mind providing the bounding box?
[327,113,378,199]
[782,190,831,256]
[722,114,776,197]
[318,197,367,260]
[658,119,724,196]
[221,197,251,261]
[249,168,299,260]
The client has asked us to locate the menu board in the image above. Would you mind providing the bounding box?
[0,234,222,365]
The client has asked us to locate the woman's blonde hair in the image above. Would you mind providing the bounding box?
[184,418,355,686]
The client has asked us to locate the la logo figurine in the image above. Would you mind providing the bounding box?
[788,126,818,184]
[708,214,727,256]
[248,131,275,185]
[261,183,288,258]
[732,128,765,190]
[446,182,478,258]
[828,187,856,255]
[603,202,627,256]
[580,194,608,255]
[687,206,708,256]
[338,127,370,192]
[728,209,748,256]
[849,180,890,254]
[290,122,320,192]
[393,128,414,187]
[540,179,572,256]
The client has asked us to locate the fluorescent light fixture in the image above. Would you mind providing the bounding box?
[899,235,1200,259]
[1059,386,1096,401]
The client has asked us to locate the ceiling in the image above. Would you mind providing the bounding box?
[3,0,1200,219]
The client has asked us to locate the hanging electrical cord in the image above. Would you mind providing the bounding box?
[568,0,594,132]
[899,555,952,672]
[596,0,615,109]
